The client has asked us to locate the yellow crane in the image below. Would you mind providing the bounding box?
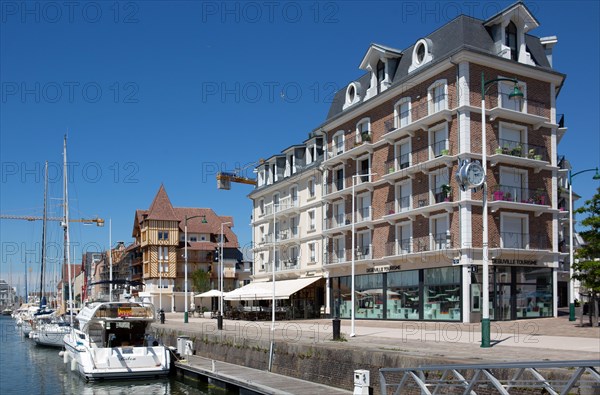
[216,161,262,190]
[0,214,105,226]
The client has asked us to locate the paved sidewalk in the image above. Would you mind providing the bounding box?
[158,311,600,363]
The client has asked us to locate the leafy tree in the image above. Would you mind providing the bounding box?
[573,186,600,326]
[191,269,211,294]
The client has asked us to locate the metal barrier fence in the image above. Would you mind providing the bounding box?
[379,360,600,395]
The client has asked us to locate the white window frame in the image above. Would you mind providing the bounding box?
[308,209,316,231]
[428,122,449,158]
[500,212,529,249]
[498,77,527,113]
[428,79,448,114]
[499,166,529,202]
[356,117,371,143]
[394,139,412,169]
[357,191,371,222]
[333,165,345,192]
[395,179,412,212]
[258,198,265,216]
[332,130,345,156]
[429,168,450,204]
[306,144,315,164]
[290,185,298,206]
[308,242,317,263]
[499,121,528,148]
[333,236,345,263]
[429,213,450,250]
[356,230,372,259]
[394,97,412,128]
[308,177,315,198]
[395,222,412,254]
[356,154,371,183]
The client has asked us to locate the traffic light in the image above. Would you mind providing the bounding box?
[213,248,219,262]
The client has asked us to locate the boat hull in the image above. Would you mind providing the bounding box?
[64,335,170,381]
[32,324,71,347]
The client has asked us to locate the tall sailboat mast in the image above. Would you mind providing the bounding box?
[38,161,49,308]
[63,136,74,324]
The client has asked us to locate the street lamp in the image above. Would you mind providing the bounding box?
[480,71,523,348]
[350,171,376,338]
[568,167,600,321]
[184,214,207,323]
[219,220,232,330]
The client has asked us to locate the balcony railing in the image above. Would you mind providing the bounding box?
[492,92,548,118]
[496,232,550,250]
[432,185,453,203]
[490,138,548,161]
[385,197,411,215]
[385,142,453,174]
[355,244,373,261]
[325,213,349,230]
[326,252,346,264]
[278,195,298,210]
[325,179,346,195]
[385,239,412,256]
[384,93,453,133]
[490,185,549,206]
[279,226,300,241]
[356,206,372,223]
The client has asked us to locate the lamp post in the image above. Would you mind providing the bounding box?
[350,172,376,338]
[480,71,523,348]
[184,214,208,323]
[568,167,600,321]
[219,221,232,330]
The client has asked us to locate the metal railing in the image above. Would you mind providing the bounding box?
[385,142,453,174]
[379,360,600,395]
[385,239,412,256]
[496,232,550,250]
[491,138,548,161]
[385,197,411,215]
[490,185,549,206]
[384,93,454,133]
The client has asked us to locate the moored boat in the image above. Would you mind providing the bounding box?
[63,300,170,380]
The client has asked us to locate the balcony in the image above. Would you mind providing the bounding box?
[486,93,553,130]
[384,233,456,261]
[277,196,300,214]
[278,227,301,243]
[356,206,373,224]
[323,133,374,166]
[324,213,351,233]
[383,93,454,142]
[326,252,347,265]
[383,142,455,183]
[488,138,550,172]
[355,244,373,261]
[489,185,551,217]
[493,232,551,251]
[323,179,350,200]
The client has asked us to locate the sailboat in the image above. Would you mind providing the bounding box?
[30,158,71,347]
[62,136,170,379]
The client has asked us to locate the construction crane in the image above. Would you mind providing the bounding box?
[0,215,105,227]
[216,161,262,190]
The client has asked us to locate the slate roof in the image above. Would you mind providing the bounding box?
[146,184,178,221]
[324,9,557,122]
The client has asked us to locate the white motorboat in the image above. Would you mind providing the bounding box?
[63,300,170,380]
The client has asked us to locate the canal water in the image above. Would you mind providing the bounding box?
[0,316,235,395]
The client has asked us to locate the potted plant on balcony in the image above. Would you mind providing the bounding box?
[441,184,452,201]
[511,145,523,157]
[493,189,504,201]
[495,147,503,154]
[534,154,543,161]
[388,166,395,174]
[527,148,536,159]
[361,132,371,143]
[440,148,449,156]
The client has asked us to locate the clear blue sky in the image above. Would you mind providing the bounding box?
[1,1,599,292]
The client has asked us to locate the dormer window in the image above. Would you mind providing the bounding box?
[409,38,433,73]
[376,60,385,93]
[343,82,362,110]
[505,21,518,61]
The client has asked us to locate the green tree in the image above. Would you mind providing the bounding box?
[191,269,211,294]
[573,186,600,326]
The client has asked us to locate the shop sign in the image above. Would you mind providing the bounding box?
[492,258,537,266]
[366,264,402,273]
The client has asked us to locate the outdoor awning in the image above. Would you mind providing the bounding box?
[224,277,322,301]
[194,289,228,298]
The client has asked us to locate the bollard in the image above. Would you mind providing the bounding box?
[217,313,223,330]
[332,317,341,340]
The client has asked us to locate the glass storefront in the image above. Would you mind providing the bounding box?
[471,266,553,320]
[423,267,462,321]
[331,266,462,321]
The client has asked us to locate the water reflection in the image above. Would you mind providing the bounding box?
[0,317,231,395]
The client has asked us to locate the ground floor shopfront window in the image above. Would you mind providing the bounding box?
[331,266,462,321]
[470,266,553,321]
